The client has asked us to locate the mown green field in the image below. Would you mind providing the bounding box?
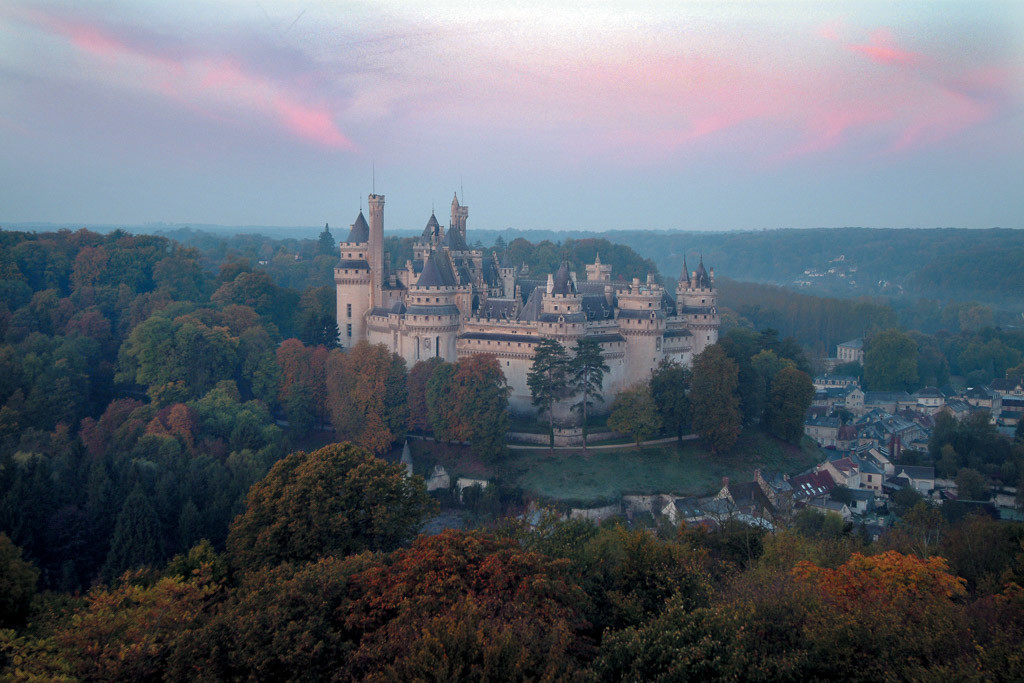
[410,430,822,506]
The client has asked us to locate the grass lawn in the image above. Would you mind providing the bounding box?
[410,430,822,506]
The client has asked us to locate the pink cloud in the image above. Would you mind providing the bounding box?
[847,28,921,67]
[16,9,353,151]
[273,97,353,148]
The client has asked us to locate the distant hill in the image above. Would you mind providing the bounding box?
[468,227,1024,311]
[6,221,1020,309]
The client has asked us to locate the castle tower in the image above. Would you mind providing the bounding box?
[677,255,719,356]
[585,252,612,282]
[450,192,468,241]
[368,193,385,307]
[335,210,373,348]
[617,276,667,386]
[401,250,461,365]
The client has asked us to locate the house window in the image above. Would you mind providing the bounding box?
[346,303,352,317]
[346,324,352,337]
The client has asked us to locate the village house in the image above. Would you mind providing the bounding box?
[912,386,945,414]
[836,338,865,364]
[804,415,842,447]
[963,386,1002,417]
[820,456,861,489]
[889,465,935,495]
[990,377,1024,398]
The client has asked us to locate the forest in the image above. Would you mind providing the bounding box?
[1,225,1023,680]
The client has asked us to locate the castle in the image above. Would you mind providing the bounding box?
[335,193,720,415]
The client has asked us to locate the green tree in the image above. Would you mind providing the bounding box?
[568,337,609,449]
[226,442,434,570]
[689,345,742,453]
[102,483,162,582]
[865,329,919,392]
[451,355,511,461]
[527,338,570,448]
[650,359,691,442]
[608,384,662,446]
[0,533,38,627]
[764,366,815,442]
[955,468,987,501]
[426,361,459,442]
[407,357,444,432]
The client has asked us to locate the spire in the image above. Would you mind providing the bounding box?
[346,211,369,243]
[682,252,690,284]
[551,260,576,295]
[594,251,601,264]
[452,191,459,208]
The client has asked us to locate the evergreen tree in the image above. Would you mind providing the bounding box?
[527,339,570,448]
[102,483,162,582]
[317,223,335,255]
[568,338,610,450]
[650,359,691,442]
[689,345,742,453]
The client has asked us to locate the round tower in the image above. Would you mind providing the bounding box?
[335,210,373,348]
[676,255,719,357]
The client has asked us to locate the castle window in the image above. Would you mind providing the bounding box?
[346,324,352,337]
[346,303,352,317]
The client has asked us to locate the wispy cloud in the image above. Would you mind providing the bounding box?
[847,28,922,67]
[11,6,354,150]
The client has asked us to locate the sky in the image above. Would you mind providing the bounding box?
[1,1,1022,232]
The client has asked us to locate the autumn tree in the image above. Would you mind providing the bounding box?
[568,337,609,449]
[326,341,408,455]
[608,383,662,446]
[276,338,330,435]
[527,338,570,448]
[451,355,511,461]
[650,359,691,442]
[689,344,742,453]
[764,366,815,442]
[226,442,434,570]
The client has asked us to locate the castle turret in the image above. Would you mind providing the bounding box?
[585,252,612,282]
[450,192,468,241]
[676,254,719,356]
[335,209,373,348]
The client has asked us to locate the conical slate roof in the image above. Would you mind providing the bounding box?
[441,226,470,251]
[695,256,710,287]
[551,261,576,295]
[421,213,440,240]
[681,254,690,285]
[415,251,457,288]
[346,211,369,243]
